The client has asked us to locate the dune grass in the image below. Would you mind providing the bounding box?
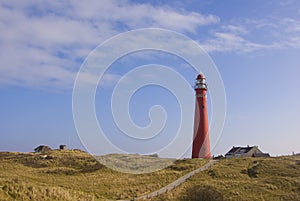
[96,153,176,174]
[152,156,300,201]
[1,150,299,200]
[0,150,207,200]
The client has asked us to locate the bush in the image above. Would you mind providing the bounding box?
[180,185,224,201]
[247,162,260,178]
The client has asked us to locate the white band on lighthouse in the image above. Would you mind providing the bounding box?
[197,94,206,97]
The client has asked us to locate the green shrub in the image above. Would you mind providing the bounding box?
[180,185,224,201]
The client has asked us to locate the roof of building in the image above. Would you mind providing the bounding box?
[225,146,258,156]
[34,145,52,152]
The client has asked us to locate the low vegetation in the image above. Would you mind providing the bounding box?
[0,150,206,200]
[0,150,299,200]
[96,153,175,174]
[153,156,300,201]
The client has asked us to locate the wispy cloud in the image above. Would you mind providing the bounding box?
[221,25,249,35]
[202,17,300,53]
[0,0,219,89]
[1,0,300,89]
[279,0,297,6]
[202,32,271,53]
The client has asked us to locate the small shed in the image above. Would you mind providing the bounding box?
[225,146,269,158]
[34,145,52,153]
[59,145,66,150]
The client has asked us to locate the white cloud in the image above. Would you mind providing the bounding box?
[202,32,272,53]
[202,17,300,53]
[281,18,300,33]
[0,0,218,89]
[221,25,248,35]
[1,0,300,89]
[66,1,219,32]
[279,0,296,6]
[99,73,122,87]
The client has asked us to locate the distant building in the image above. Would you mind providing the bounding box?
[59,145,66,150]
[34,145,52,153]
[225,146,270,158]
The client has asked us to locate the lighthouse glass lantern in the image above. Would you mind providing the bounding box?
[195,75,207,89]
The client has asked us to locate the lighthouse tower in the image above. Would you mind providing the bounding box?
[192,73,211,159]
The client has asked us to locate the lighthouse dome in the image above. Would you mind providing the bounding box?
[196,73,205,80]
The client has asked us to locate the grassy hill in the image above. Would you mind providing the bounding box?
[0,150,299,201]
[0,150,206,200]
[153,156,300,201]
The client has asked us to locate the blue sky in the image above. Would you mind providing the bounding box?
[0,0,300,157]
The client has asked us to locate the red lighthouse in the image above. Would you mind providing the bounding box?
[192,73,211,159]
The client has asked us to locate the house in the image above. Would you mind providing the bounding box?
[34,145,52,153]
[225,146,270,158]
